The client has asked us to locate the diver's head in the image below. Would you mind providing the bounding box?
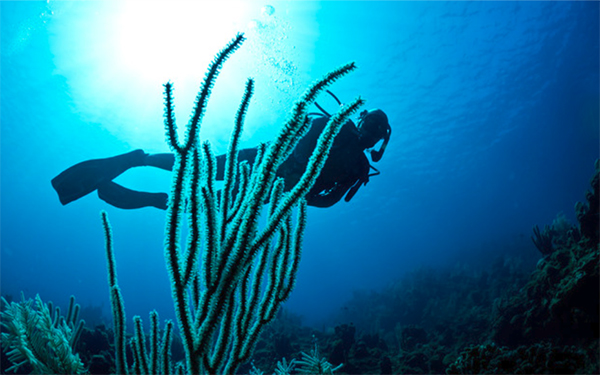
[357,109,391,162]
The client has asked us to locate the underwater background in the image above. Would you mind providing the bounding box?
[1,1,599,373]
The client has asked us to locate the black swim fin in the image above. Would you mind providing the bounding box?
[97,181,168,210]
[51,149,147,205]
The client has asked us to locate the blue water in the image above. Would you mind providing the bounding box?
[1,1,598,329]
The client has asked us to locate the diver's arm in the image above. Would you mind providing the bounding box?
[305,149,371,207]
[343,178,366,202]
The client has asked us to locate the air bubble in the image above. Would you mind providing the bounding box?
[261,5,275,16]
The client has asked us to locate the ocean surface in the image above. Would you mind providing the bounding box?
[1,0,598,330]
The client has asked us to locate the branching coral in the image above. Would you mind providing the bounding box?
[1,294,86,374]
[295,342,343,375]
[101,33,363,374]
[531,224,555,256]
[262,341,342,375]
[531,213,580,256]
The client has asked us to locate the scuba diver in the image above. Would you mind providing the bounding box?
[51,93,391,210]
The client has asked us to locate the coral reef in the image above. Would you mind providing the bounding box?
[236,161,598,374]
[44,159,597,374]
[249,341,342,375]
[575,159,599,244]
[248,256,532,374]
[531,212,579,256]
[448,342,588,374]
[493,162,599,350]
[76,324,113,375]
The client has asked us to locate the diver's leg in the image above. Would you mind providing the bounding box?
[51,149,148,205]
[97,181,168,210]
[143,153,175,171]
[215,147,259,180]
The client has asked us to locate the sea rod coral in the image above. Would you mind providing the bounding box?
[101,33,364,374]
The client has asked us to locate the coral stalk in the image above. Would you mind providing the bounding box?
[103,32,363,374]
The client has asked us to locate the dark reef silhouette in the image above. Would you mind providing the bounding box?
[253,160,599,374]
[2,163,598,374]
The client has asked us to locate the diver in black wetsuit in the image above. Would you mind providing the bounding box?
[51,108,391,209]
